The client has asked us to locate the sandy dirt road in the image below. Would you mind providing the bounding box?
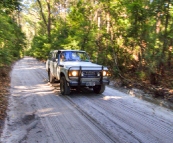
[1,57,173,143]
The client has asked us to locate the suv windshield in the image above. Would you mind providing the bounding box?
[60,51,90,62]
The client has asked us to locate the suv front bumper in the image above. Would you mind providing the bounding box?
[68,79,109,86]
[67,66,110,86]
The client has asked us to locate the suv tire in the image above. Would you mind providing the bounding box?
[60,76,70,95]
[93,85,105,94]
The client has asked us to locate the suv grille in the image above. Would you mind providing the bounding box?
[82,71,100,77]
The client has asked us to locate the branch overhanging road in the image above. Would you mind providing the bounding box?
[1,57,173,143]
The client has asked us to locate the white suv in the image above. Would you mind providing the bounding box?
[46,50,110,95]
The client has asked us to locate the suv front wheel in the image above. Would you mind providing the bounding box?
[60,76,70,95]
[93,85,105,94]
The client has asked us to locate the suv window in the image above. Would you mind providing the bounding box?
[60,51,90,62]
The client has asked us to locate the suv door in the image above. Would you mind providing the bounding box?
[55,52,60,80]
[53,51,58,77]
[49,52,56,77]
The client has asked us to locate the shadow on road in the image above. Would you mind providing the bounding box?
[49,81,100,97]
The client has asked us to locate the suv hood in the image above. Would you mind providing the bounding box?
[60,61,108,70]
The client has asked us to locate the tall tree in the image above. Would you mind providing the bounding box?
[37,0,51,42]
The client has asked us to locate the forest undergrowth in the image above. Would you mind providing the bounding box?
[114,69,173,102]
[0,66,11,134]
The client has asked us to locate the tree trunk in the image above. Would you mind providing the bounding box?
[150,72,159,85]
[37,0,47,27]
[160,0,170,75]
[37,0,51,42]
[46,0,51,42]
[168,41,172,68]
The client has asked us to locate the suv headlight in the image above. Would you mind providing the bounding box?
[103,71,109,76]
[69,70,78,77]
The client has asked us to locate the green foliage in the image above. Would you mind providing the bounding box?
[27,35,50,60]
[136,71,146,80]
[25,0,173,84]
[0,0,22,14]
[0,1,26,67]
[112,67,120,77]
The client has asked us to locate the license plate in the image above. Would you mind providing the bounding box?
[86,82,95,86]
